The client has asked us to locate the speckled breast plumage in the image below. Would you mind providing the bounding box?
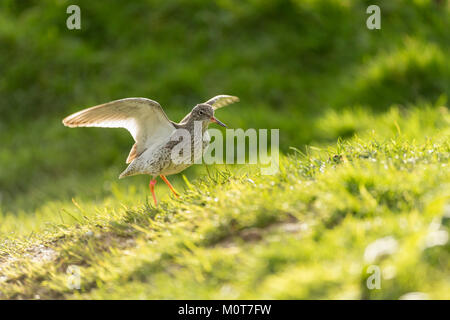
[122,126,211,177]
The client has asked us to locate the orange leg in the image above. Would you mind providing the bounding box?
[149,178,158,206]
[160,175,179,197]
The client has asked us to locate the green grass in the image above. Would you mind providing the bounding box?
[0,0,449,299]
[1,106,449,299]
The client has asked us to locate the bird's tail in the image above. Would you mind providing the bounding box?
[118,170,128,179]
[119,166,136,179]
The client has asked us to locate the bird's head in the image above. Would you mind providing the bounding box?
[191,104,227,127]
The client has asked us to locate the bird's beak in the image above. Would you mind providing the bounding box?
[210,116,227,128]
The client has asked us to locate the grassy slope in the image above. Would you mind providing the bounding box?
[1,106,449,299]
[0,0,449,299]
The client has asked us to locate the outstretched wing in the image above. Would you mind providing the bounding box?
[62,98,176,163]
[204,95,239,109]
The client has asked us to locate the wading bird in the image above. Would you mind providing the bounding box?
[62,95,239,206]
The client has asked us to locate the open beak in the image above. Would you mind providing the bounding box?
[210,116,227,128]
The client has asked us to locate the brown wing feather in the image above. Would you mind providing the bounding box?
[126,143,137,164]
[126,143,146,164]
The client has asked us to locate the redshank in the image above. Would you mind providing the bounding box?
[62,95,239,205]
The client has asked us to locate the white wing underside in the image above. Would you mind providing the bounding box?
[62,98,176,163]
[204,95,239,109]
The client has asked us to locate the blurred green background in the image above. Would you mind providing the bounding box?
[0,0,449,300]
